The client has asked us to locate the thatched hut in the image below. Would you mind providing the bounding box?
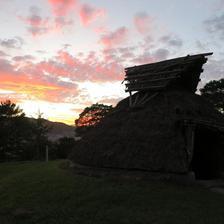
[71,53,224,180]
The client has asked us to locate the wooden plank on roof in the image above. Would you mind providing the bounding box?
[125,74,180,83]
[125,84,167,92]
[125,52,213,72]
[125,70,182,80]
[125,58,206,76]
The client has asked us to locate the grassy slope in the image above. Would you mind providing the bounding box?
[0,161,224,224]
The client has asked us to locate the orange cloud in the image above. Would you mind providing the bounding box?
[0,71,62,101]
[0,57,78,103]
[0,46,127,108]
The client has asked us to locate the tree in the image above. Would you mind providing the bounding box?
[0,100,25,118]
[33,111,50,160]
[0,101,51,162]
[56,137,76,159]
[75,103,113,136]
[0,100,33,161]
[200,78,224,113]
[75,103,113,127]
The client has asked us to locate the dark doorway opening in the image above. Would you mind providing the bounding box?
[191,126,221,180]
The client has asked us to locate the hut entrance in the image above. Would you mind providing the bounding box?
[191,126,221,180]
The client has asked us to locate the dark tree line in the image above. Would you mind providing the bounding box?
[200,78,224,114]
[0,100,49,161]
[0,100,76,162]
[0,79,222,162]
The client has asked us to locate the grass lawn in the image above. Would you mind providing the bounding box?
[0,160,224,224]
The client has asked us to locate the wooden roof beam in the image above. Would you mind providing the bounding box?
[125,76,180,86]
[125,85,167,92]
[124,70,182,80]
[125,52,213,72]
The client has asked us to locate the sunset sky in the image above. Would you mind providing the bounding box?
[0,0,224,124]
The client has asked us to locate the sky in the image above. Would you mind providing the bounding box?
[0,0,224,125]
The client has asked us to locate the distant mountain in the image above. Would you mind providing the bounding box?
[44,120,76,142]
[28,118,76,142]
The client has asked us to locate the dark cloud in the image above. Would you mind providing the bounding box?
[12,55,35,62]
[131,51,154,65]
[27,26,49,36]
[160,35,183,47]
[131,48,170,65]
[54,17,73,29]
[153,48,170,61]
[36,50,47,54]
[62,44,72,49]
[117,47,136,59]
[204,13,224,39]
[0,58,15,73]
[0,37,24,49]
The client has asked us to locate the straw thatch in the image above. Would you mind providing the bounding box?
[70,53,224,177]
[70,89,224,174]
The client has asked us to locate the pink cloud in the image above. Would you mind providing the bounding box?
[54,17,73,29]
[99,27,129,48]
[94,26,108,34]
[56,50,77,67]
[53,50,123,82]
[39,49,124,82]
[19,7,50,36]
[0,46,128,105]
[19,6,73,36]
[134,12,153,35]
[0,50,8,57]
[79,3,105,26]
[26,18,50,36]
[48,0,76,17]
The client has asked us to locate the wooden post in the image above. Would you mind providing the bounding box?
[46,145,49,162]
[190,126,195,162]
[185,124,196,163]
[129,91,132,107]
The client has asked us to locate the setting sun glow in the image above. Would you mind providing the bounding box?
[0,0,223,124]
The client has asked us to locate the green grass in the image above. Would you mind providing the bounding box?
[0,160,224,224]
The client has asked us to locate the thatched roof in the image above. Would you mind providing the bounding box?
[70,90,224,174]
[70,53,224,175]
[124,52,213,93]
